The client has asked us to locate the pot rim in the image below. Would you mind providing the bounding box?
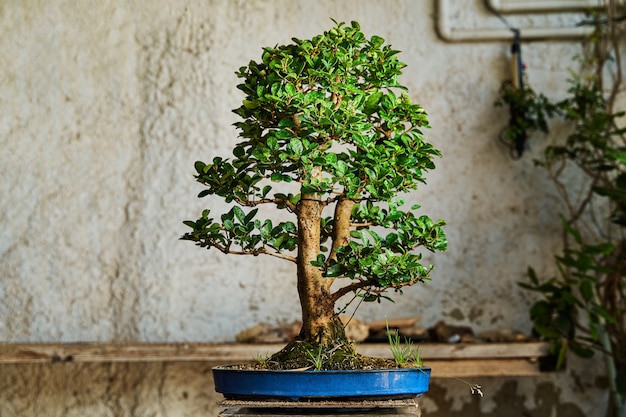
[213,364,432,373]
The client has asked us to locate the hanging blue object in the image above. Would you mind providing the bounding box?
[213,366,431,401]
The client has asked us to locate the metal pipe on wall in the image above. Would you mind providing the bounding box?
[436,0,595,42]
[487,0,599,14]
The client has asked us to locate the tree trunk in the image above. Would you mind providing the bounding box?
[329,195,354,262]
[296,188,338,344]
[296,181,356,344]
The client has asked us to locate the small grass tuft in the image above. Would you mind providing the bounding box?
[254,354,270,366]
[386,319,423,367]
[306,345,325,370]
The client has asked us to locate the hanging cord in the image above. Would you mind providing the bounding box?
[487,5,530,159]
[486,3,517,32]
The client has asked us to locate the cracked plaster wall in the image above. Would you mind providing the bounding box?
[0,0,614,416]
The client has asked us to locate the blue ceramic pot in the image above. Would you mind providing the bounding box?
[213,365,431,401]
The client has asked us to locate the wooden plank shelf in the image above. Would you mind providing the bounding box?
[218,399,421,416]
[0,342,551,378]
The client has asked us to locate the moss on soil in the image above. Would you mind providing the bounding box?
[237,339,418,371]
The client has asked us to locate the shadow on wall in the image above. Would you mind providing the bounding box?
[0,362,223,417]
[425,380,586,417]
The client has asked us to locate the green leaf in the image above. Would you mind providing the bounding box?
[370,35,385,47]
[283,221,297,233]
[244,208,258,223]
[243,99,259,109]
[533,323,561,339]
[275,129,293,139]
[560,215,582,244]
[194,161,206,173]
[325,263,344,277]
[325,153,337,165]
[335,160,348,177]
[386,210,402,222]
[518,282,539,291]
[284,82,296,95]
[593,186,626,200]
[569,342,594,358]
[364,91,383,114]
[579,279,594,302]
[610,148,626,164]
[223,219,234,230]
[232,206,245,223]
[362,293,378,302]
[527,267,539,285]
[233,146,245,158]
[349,230,361,239]
[266,136,278,150]
[592,305,618,324]
[288,138,303,155]
[182,220,196,229]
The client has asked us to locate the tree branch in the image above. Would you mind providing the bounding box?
[209,241,297,263]
[234,196,297,212]
[331,279,376,302]
[332,275,426,302]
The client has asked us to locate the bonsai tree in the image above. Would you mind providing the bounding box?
[182,21,447,368]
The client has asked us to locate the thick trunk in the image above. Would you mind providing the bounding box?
[296,190,338,343]
[329,195,355,262]
[296,185,355,344]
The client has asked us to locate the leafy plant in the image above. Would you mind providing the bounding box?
[307,345,325,371]
[495,81,556,159]
[515,3,626,415]
[254,354,270,367]
[384,320,484,396]
[386,320,423,367]
[182,20,447,369]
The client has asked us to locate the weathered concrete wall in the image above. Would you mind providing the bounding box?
[0,0,612,415]
[0,361,224,416]
[0,357,608,417]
